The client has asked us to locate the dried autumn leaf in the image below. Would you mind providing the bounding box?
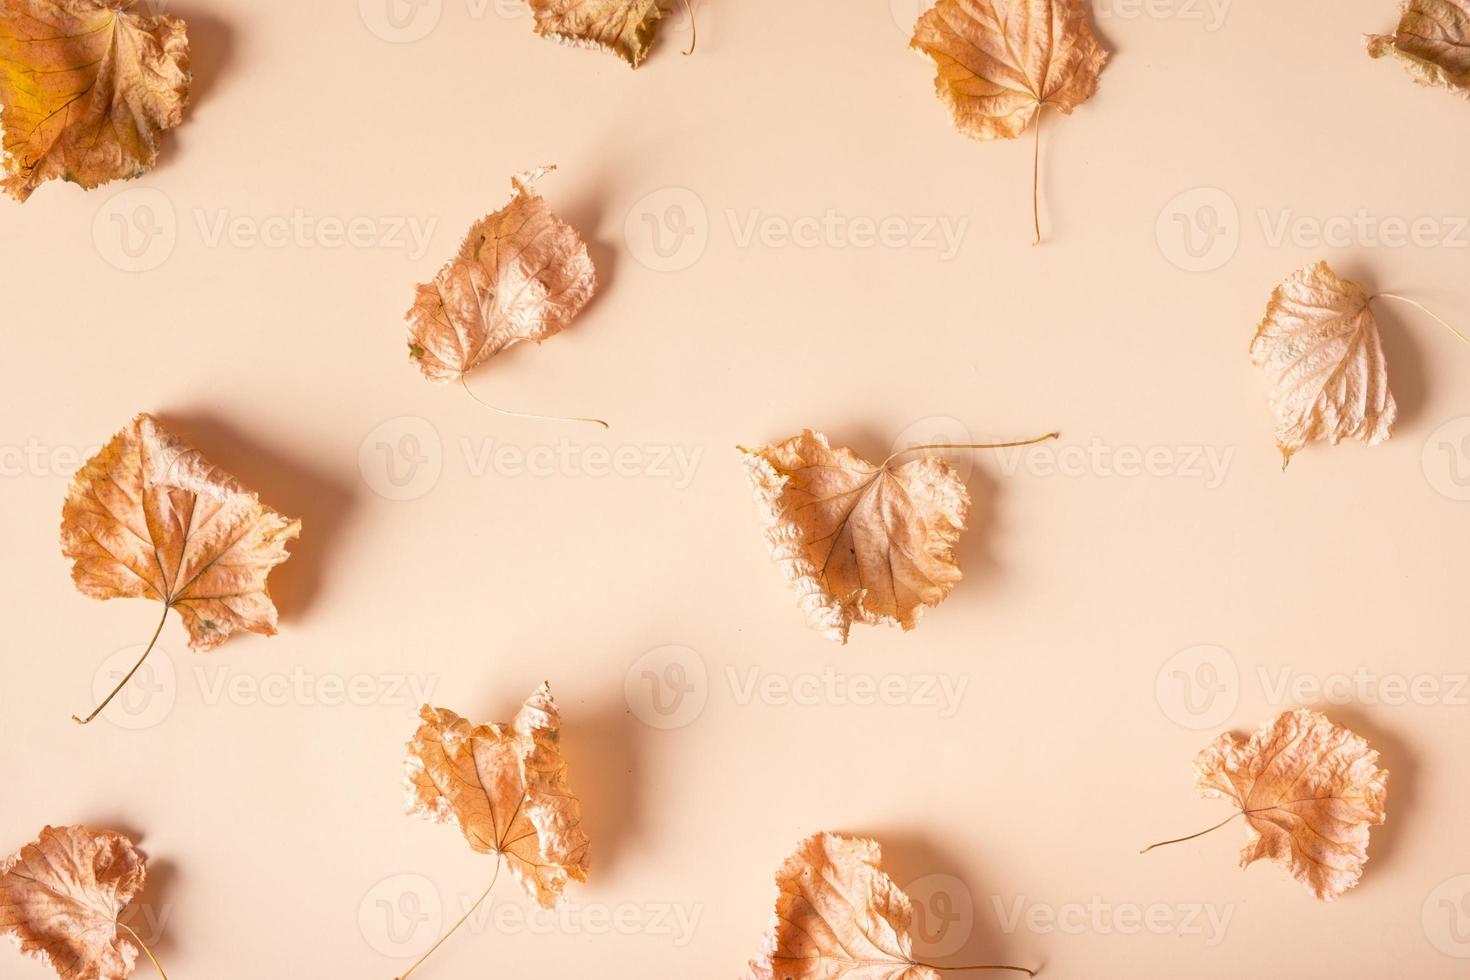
[1367,0,1470,100]
[0,0,190,202]
[406,167,596,385]
[1143,709,1389,902]
[60,413,301,723]
[1248,261,1397,467]
[910,0,1108,243]
[740,429,1056,643]
[740,431,970,644]
[0,825,166,980]
[746,832,1033,979]
[527,0,664,68]
[398,684,589,977]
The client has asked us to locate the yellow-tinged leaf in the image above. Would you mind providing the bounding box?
[0,0,190,202]
[910,0,1108,142]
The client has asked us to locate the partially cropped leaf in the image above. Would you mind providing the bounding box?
[910,0,1107,141]
[0,826,149,980]
[1249,261,1397,466]
[910,0,1107,241]
[1367,0,1470,100]
[1192,709,1389,901]
[527,0,663,68]
[60,413,301,652]
[405,683,589,908]
[406,168,597,384]
[746,833,1033,979]
[0,0,190,202]
[740,430,969,644]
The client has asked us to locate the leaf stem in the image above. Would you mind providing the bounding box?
[396,857,502,980]
[1139,810,1246,854]
[679,0,696,55]
[73,604,170,725]
[881,432,1060,469]
[913,961,1036,976]
[1370,293,1470,349]
[117,922,169,980]
[1030,107,1044,247]
[459,376,608,430]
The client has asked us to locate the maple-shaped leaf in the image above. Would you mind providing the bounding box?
[60,413,301,723]
[1249,261,1397,467]
[1145,709,1389,902]
[406,167,596,385]
[0,0,190,202]
[1367,0,1470,100]
[910,0,1107,242]
[740,430,971,644]
[746,833,1033,980]
[0,825,162,980]
[527,0,664,68]
[405,683,589,909]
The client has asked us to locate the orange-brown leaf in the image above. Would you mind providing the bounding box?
[740,430,969,644]
[910,0,1107,142]
[746,833,938,980]
[405,683,589,908]
[0,826,147,980]
[1194,709,1389,901]
[59,413,301,651]
[406,168,597,384]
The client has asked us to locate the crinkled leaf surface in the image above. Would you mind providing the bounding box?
[527,0,663,68]
[740,430,970,644]
[405,683,589,908]
[910,0,1107,141]
[1367,0,1470,99]
[406,168,597,383]
[0,825,146,980]
[0,0,189,202]
[746,833,936,980]
[1249,261,1397,466]
[1194,709,1389,901]
[60,413,301,652]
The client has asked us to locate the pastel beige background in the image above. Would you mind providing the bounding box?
[4,0,1470,976]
